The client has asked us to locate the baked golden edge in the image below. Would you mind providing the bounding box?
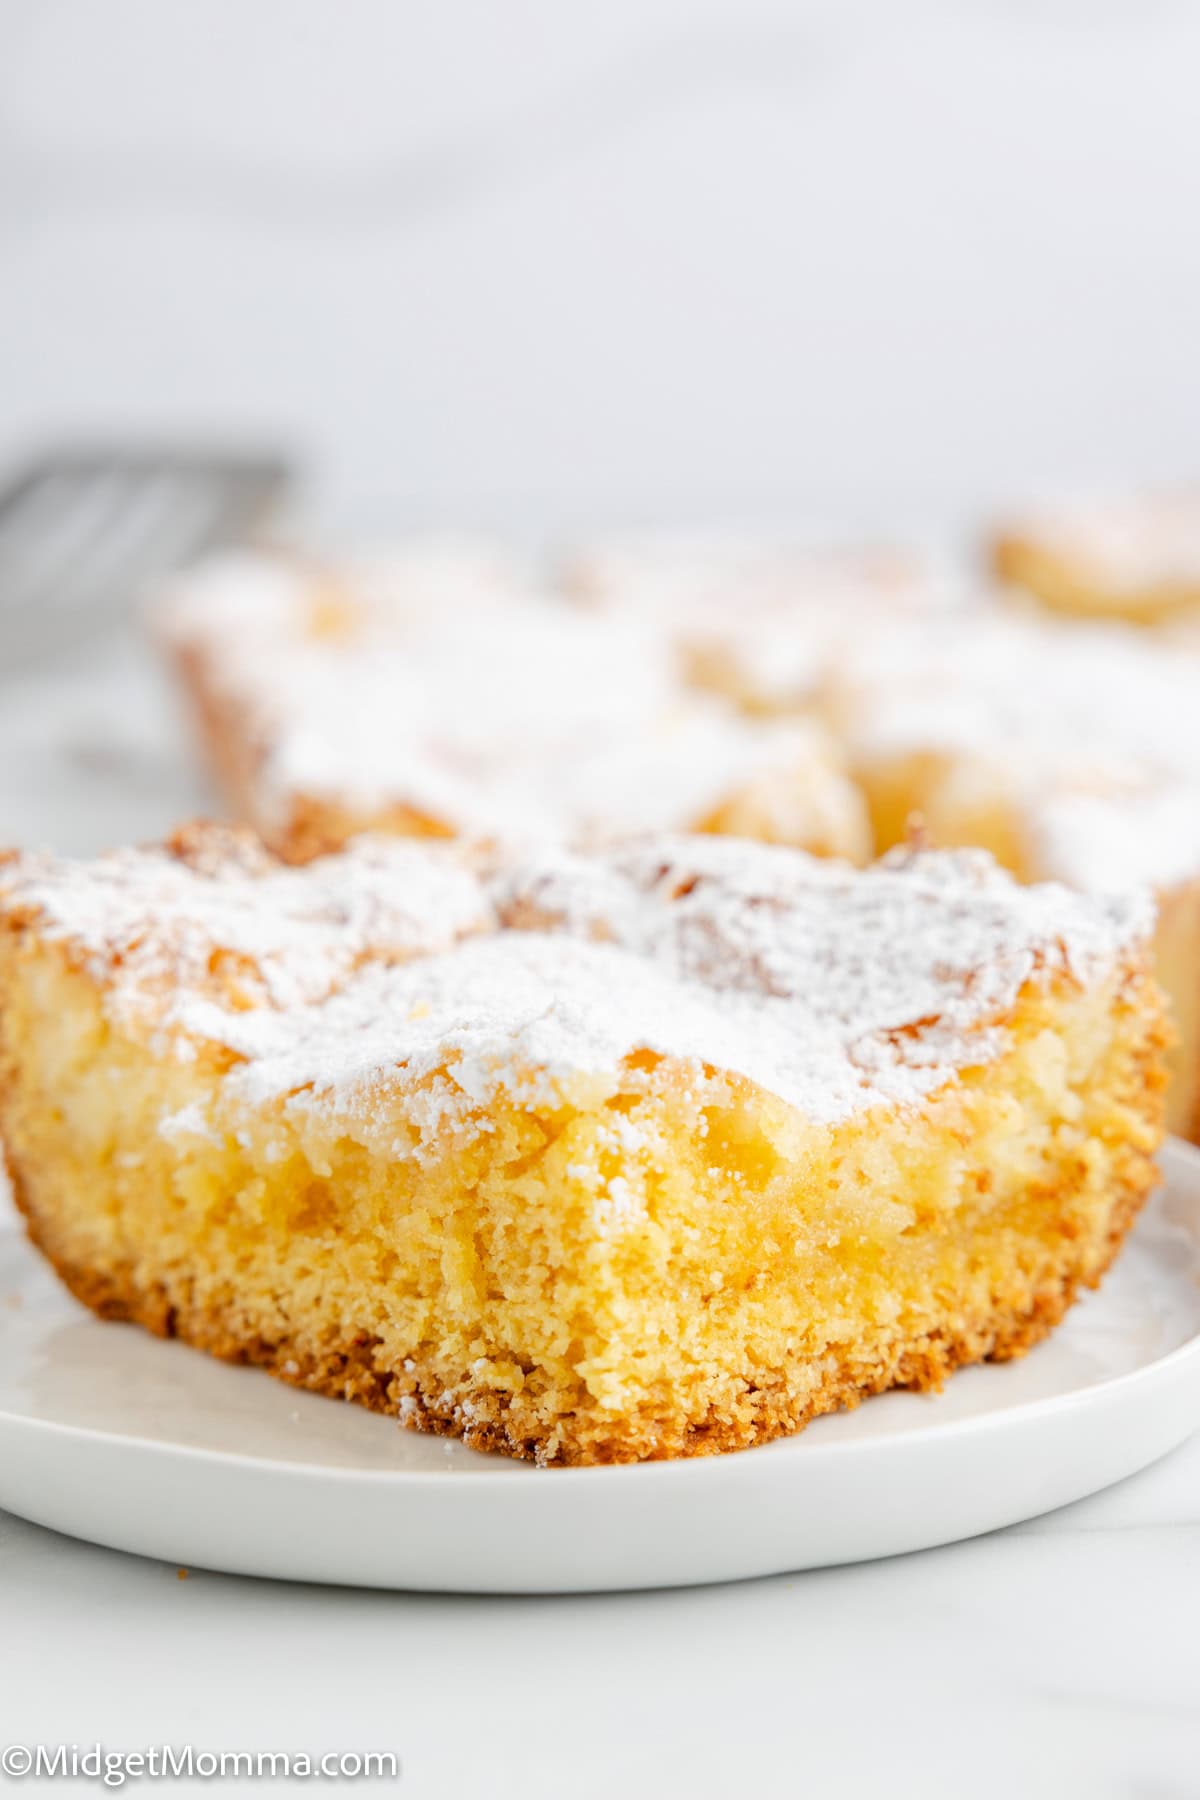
[993,533,1200,626]
[168,641,451,863]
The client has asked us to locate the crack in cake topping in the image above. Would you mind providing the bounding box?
[0,828,1153,1129]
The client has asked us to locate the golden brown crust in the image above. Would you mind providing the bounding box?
[161,646,460,865]
[167,644,274,843]
[10,1146,1156,1467]
[993,532,1200,627]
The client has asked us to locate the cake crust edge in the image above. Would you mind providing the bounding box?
[7,1143,1158,1468]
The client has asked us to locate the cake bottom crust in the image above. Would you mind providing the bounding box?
[14,1160,1152,1467]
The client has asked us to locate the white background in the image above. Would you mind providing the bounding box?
[3,0,1200,533]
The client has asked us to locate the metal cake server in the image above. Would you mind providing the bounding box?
[0,447,290,672]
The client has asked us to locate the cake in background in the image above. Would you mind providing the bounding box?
[153,546,870,866]
[832,611,1200,1138]
[993,491,1200,626]
[0,826,1167,1465]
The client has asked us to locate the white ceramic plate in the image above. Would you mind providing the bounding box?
[3,1139,1200,1593]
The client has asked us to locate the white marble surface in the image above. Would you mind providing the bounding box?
[4,0,1200,532]
[0,1439,1197,1798]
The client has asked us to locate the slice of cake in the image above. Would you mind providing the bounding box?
[0,825,1167,1465]
[154,550,869,865]
[834,611,1200,1137]
[993,490,1200,626]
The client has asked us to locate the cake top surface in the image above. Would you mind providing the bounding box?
[841,611,1200,887]
[1,826,1152,1130]
[565,531,943,613]
[155,551,839,838]
[566,532,957,705]
[1008,491,1200,591]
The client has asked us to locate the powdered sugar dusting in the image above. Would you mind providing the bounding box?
[1,826,493,1034]
[0,828,1152,1132]
[841,612,1200,889]
[566,531,958,708]
[1012,491,1200,592]
[155,549,856,843]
